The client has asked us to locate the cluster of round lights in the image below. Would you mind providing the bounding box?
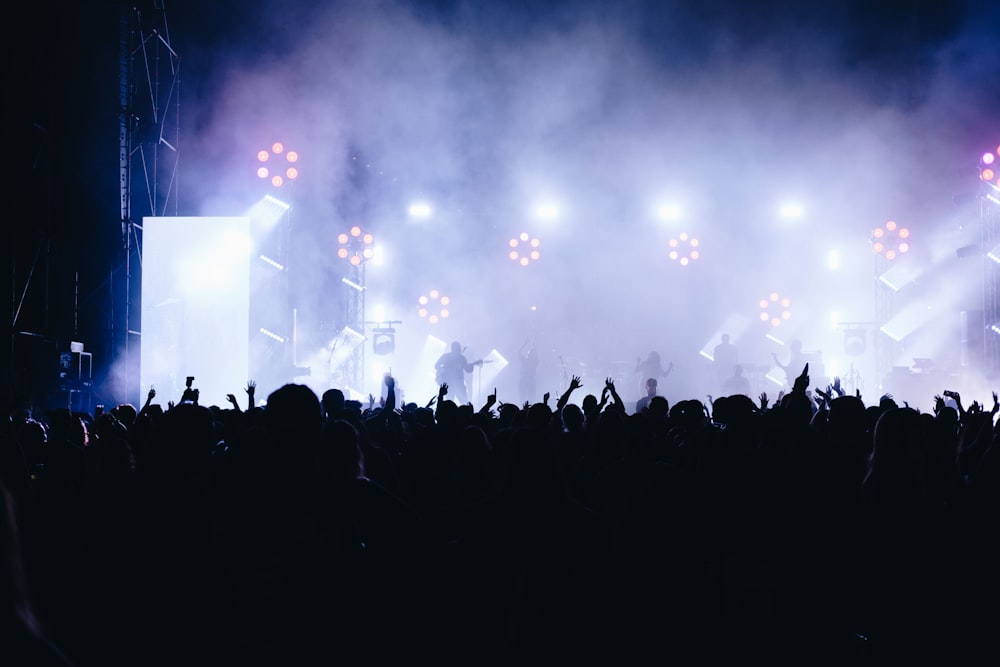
[668,232,700,265]
[508,232,541,266]
[982,145,1000,188]
[256,142,299,188]
[417,290,450,324]
[336,226,375,266]
[760,292,792,327]
[871,220,910,261]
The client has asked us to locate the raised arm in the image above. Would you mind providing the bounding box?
[478,387,498,417]
[557,375,583,411]
[605,377,626,414]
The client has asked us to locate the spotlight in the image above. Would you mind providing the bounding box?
[372,327,396,355]
[337,226,376,266]
[508,232,541,266]
[759,292,791,327]
[981,144,1000,189]
[408,202,432,219]
[668,232,700,266]
[871,220,910,261]
[256,141,300,188]
[844,327,866,356]
[417,290,451,324]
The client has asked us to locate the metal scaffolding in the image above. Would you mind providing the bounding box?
[118,2,180,404]
[982,188,1000,384]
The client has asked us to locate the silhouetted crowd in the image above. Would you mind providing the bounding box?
[2,366,998,666]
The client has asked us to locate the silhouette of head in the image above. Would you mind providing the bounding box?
[451,341,462,354]
[321,388,346,418]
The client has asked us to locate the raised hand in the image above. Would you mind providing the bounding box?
[569,375,582,390]
[226,393,240,410]
[245,380,256,407]
[793,364,809,394]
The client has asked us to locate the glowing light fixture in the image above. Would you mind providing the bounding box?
[655,203,683,221]
[667,232,700,266]
[417,289,451,324]
[408,202,432,219]
[256,142,300,188]
[336,225,376,266]
[981,144,1000,189]
[759,292,792,328]
[871,220,910,261]
[508,232,541,266]
[778,202,804,219]
[534,203,560,220]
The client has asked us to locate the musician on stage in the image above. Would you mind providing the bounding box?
[434,341,482,405]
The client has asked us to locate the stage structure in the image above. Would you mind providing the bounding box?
[981,147,1000,383]
[336,226,376,393]
[119,1,180,405]
[872,219,910,391]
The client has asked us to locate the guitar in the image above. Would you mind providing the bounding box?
[436,358,489,385]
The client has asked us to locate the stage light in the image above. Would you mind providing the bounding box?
[327,326,366,374]
[258,254,285,271]
[245,195,291,231]
[877,261,921,292]
[372,327,396,355]
[259,328,286,343]
[256,142,300,188]
[778,202,803,219]
[408,202,432,219]
[871,220,910,261]
[534,203,560,220]
[655,203,683,221]
[980,144,999,189]
[759,292,792,328]
[508,232,541,266]
[844,327,866,355]
[341,277,365,292]
[417,289,451,324]
[667,232,699,266]
[337,225,376,266]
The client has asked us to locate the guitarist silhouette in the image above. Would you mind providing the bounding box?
[435,340,483,405]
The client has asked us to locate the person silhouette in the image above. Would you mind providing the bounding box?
[635,351,672,399]
[772,339,806,388]
[518,338,540,405]
[721,364,751,397]
[435,341,482,405]
[635,377,660,414]
[713,334,738,387]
